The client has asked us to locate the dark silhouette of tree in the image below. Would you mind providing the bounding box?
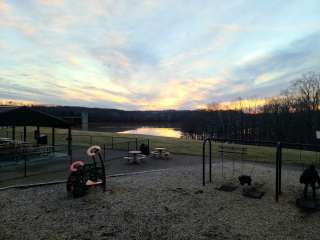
[5,72,319,144]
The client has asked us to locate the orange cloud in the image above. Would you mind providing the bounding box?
[135,77,226,110]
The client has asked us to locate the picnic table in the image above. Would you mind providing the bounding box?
[151,147,170,159]
[125,150,146,164]
[155,148,165,157]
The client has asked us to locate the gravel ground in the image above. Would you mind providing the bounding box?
[1,163,320,240]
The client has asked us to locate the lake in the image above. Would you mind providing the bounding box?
[118,127,182,138]
[90,124,183,138]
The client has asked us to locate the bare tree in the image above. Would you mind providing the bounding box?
[206,102,222,111]
[292,72,320,111]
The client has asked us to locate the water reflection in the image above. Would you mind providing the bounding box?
[118,127,182,138]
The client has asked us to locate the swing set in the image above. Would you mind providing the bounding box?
[202,138,320,202]
[202,138,253,186]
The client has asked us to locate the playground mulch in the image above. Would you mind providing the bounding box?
[1,164,320,240]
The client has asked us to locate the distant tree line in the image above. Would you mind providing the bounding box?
[31,72,320,144]
[192,72,320,144]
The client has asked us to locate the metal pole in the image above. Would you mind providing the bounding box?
[24,156,27,177]
[23,126,27,142]
[97,152,106,192]
[12,126,15,140]
[92,155,97,168]
[67,127,72,162]
[279,142,282,195]
[209,139,212,183]
[103,144,106,161]
[36,126,40,146]
[52,127,55,151]
[135,138,138,150]
[111,137,114,149]
[276,142,280,202]
[221,145,224,178]
[202,140,206,186]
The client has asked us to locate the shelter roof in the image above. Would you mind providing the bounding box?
[0,106,72,128]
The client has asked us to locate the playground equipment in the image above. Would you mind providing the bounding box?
[296,165,320,210]
[202,139,320,202]
[202,139,250,185]
[299,165,320,199]
[67,145,106,198]
[202,138,279,201]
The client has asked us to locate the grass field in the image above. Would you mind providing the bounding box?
[1,127,320,167]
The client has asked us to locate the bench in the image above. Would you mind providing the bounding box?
[124,154,146,164]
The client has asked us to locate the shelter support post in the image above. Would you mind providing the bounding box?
[67,127,72,162]
[52,127,55,150]
[12,126,15,140]
[24,156,27,177]
[23,126,27,142]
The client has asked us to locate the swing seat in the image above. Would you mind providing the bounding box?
[296,198,320,210]
[242,186,265,199]
[216,184,238,192]
[238,175,252,185]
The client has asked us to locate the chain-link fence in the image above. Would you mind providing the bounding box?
[0,127,151,187]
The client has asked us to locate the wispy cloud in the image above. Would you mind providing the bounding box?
[0,0,319,109]
[37,0,64,6]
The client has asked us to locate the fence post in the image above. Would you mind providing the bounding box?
[103,144,106,161]
[203,140,206,186]
[275,142,281,202]
[24,156,27,177]
[111,137,114,149]
[209,140,212,183]
[279,142,282,195]
[67,128,72,163]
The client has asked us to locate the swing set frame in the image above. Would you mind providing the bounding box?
[202,138,320,202]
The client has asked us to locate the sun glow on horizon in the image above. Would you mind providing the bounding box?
[204,98,268,112]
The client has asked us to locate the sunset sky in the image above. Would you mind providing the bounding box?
[0,0,319,110]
